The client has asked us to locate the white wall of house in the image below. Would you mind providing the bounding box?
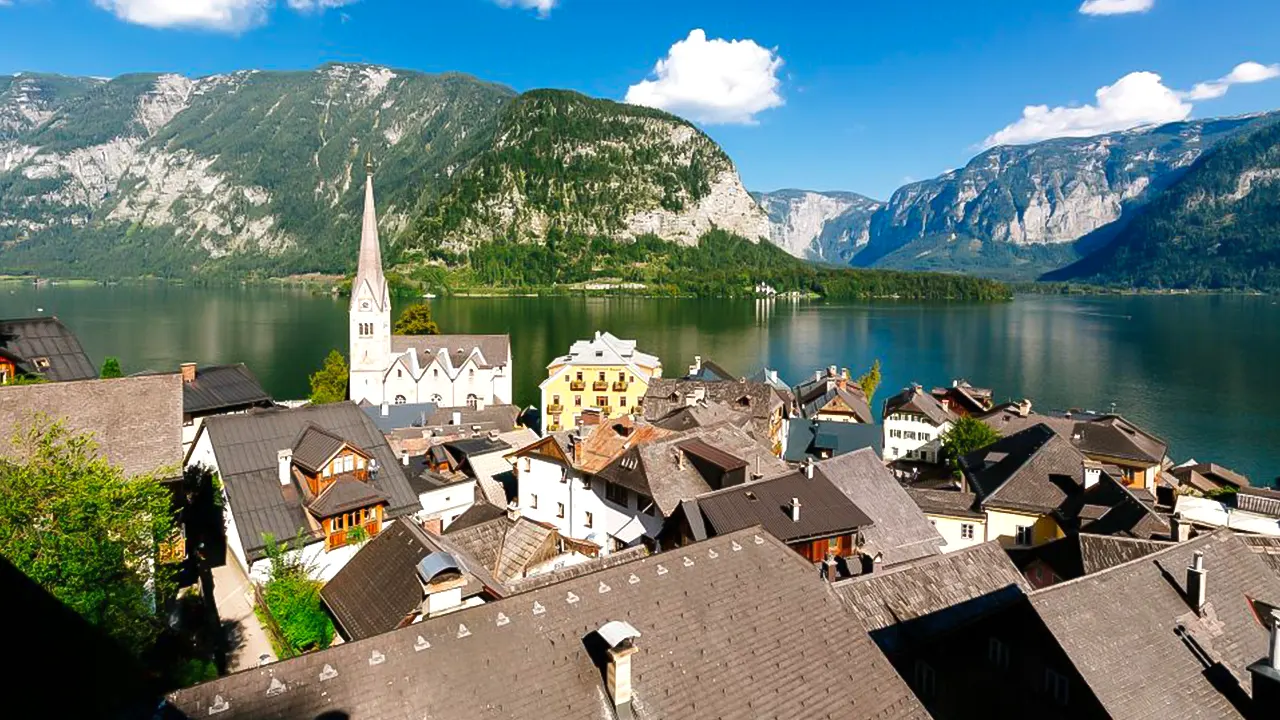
[416,480,477,530]
[381,353,512,407]
[883,413,951,464]
[515,455,659,554]
[925,512,985,552]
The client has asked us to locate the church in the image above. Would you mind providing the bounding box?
[348,160,513,408]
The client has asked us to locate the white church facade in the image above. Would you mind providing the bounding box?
[348,160,513,408]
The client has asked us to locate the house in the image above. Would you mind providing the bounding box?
[364,401,522,448]
[817,449,946,566]
[794,365,875,424]
[510,417,787,554]
[1009,533,1174,589]
[1174,487,1280,537]
[166,528,929,720]
[642,372,791,454]
[539,331,662,432]
[1169,461,1252,494]
[398,430,535,531]
[185,402,420,582]
[162,362,274,450]
[882,385,956,466]
[959,424,1170,548]
[929,379,994,417]
[0,316,96,383]
[905,488,986,552]
[979,401,1169,492]
[671,464,873,565]
[347,162,511,407]
[784,417,883,463]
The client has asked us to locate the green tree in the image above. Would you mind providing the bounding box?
[308,350,348,405]
[940,416,1003,477]
[99,356,123,379]
[0,417,176,656]
[856,359,882,402]
[393,303,441,335]
[256,534,334,658]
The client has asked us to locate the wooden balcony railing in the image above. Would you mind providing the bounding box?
[592,381,609,391]
[547,404,564,414]
[325,520,382,551]
[570,380,586,391]
[601,406,614,416]
[612,381,629,392]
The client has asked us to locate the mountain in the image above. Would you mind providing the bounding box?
[0,65,767,278]
[752,189,882,264]
[852,114,1272,280]
[1045,114,1280,290]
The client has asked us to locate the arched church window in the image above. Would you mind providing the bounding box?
[394,395,407,405]
[469,369,475,378]
[433,369,439,378]
[467,394,478,409]
[397,369,402,378]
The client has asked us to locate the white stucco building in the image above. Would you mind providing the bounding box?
[882,386,956,465]
[348,160,512,408]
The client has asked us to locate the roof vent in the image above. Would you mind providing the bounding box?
[597,621,641,710]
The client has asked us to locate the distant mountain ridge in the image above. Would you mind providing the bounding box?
[751,189,881,264]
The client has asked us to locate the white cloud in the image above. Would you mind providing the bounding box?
[985,61,1280,147]
[286,0,359,11]
[624,29,784,125]
[493,0,556,18]
[1079,0,1154,16]
[1184,61,1280,100]
[93,0,271,31]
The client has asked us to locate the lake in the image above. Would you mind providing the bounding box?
[1,283,1276,485]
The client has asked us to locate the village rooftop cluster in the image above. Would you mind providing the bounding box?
[2,165,1279,719]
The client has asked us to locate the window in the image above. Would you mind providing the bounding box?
[988,637,1010,669]
[637,493,656,516]
[581,476,592,490]
[394,395,407,405]
[618,371,626,382]
[523,458,532,472]
[1044,668,1069,705]
[1015,525,1034,546]
[913,660,936,698]
[584,511,594,528]
[596,396,608,407]
[576,371,583,381]
[397,369,402,378]
[467,394,478,409]
[553,394,561,405]
[469,369,475,378]
[433,369,439,378]
[619,396,627,408]
[605,482,629,506]
[556,503,565,519]
[529,493,538,509]
[961,523,975,540]
[575,395,582,407]
[598,371,606,381]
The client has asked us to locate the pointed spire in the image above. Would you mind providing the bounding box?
[352,153,389,312]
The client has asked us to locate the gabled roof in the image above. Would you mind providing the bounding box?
[199,402,419,562]
[541,331,661,381]
[0,375,183,479]
[290,424,358,474]
[1027,532,1280,719]
[817,449,945,565]
[905,487,984,519]
[391,334,511,371]
[797,385,874,424]
[883,386,955,426]
[694,470,873,543]
[643,377,784,421]
[1069,414,1168,464]
[784,418,883,463]
[178,364,273,415]
[0,316,96,382]
[1171,462,1252,491]
[683,357,737,382]
[1010,533,1174,582]
[963,424,1082,514]
[832,541,1030,648]
[308,475,390,518]
[169,529,928,720]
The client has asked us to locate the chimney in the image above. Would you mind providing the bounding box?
[1187,551,1207,615]
[277,449,293,487]
[401,451,410,467]
[751,455,763,482]
[572,436,584,466]
[381,400,389,417]
[790,497,802,522]
[597,621,641,710]
[1016,398,1033,418]
[180,362,197,384]
[1248,607,1280,712]
[769,369,779,385]
[1083,464,1101,489]
[451,410,462,426]
[804,457,815,480]
[814,370,822,382]
[506,502,521,522]
[1171,513,1192,542]
[822,553,838,583]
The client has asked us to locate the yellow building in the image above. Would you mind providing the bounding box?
[540,331,662,432]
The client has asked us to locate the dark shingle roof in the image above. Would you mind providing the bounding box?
[0,375,183,478]
[832,541,1030,651]
[290,424,350,473]
[168,528,929,720]
[321,522,436,641]
[905,487,983,519]
[784,418,882,463]
[308,475,390,517]
[796,385,875,424]
[1028,532,1280,719]
[883,386,955,426]
[445,501,509,532]
[0,317,96,382]
[695,470,873,543]
[963,424,1082,514]
[1069,415,1168,464]
[643,377,784,422]
[201,403,420,562]
[180,364,273,415]
[817,449,945,565]
[1012,533,1174,582]
[1240,535,1280,578]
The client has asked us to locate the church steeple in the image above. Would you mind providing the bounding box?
[352,152,389,313]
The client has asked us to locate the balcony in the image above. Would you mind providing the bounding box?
[570,380,586,391]
[549,423,562,432]
[547,404,564,414]
[612,381,629,392]
[592,380,609,392]
[601,406,614,416]
[325,520,382,551]
[630,406,643,416]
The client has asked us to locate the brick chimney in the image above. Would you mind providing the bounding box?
[180,362,197,384]
[1187,550,1207,615]
[822,553,838,583]
[277,449,293,487]
[597,621,641,711]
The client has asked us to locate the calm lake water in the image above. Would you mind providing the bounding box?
[2,283,1276,484]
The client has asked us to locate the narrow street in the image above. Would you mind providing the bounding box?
[211,561,276,672]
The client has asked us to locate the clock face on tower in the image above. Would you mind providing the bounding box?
[360,300,371,311]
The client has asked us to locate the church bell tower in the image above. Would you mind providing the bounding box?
[348,154,392,405]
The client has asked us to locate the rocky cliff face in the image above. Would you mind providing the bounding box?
[855,114,1271,278]
[753,189,882,263]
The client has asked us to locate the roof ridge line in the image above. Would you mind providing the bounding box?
[1029,531,1225,597]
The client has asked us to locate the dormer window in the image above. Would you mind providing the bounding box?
[32,357,51,371]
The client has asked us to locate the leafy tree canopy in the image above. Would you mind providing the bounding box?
[394,303,441,335]
[100,356,123,379]
[856,359,882,402]
[0,417,176,657]
[308,350,348,405]
[940,416,1002,477]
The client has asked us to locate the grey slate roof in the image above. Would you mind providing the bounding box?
[979,405,1168,465]
[178,364,273,415]
[963,424,1083,514]
[905,487,984,519]
[784,418,883,463]
[1011,533,1174,582]
[643,377,784,422]
[832,541,1030,649]
[1240,535,1280,578]
[290,424,350,473]
[308,475,390,517]
[1028,531,1280,719]
[168,528,929,720]
[392,334,510,370]
[0,375,183,479]
[200,402,419,562]
[797,384,875,424]
[817,449,946,565]
[883,386,955,426]
[694,470,873,543]
[0,316,96,382]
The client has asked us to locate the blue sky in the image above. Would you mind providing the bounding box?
[2,0,1278,199]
